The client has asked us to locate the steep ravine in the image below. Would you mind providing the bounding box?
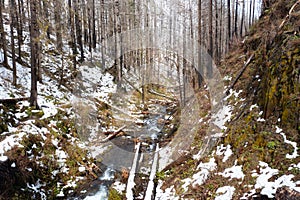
[151,0,300,199]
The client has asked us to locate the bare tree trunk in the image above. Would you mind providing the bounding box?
[75,0,84,62]
[227,0,231,45]
[249,0,252,27]
[177,54,182,104]
[198,0,203,86]
[42,0,50,39]
[92,0,96,49]
[16,0,24,60]
[219,1,223,57]
[54,0,62,51]
[208,0,213,77]
[240,0,245,36]
[37,2,42,83]
[214,0,219,64]
[82,0,88,44]
[114,0,122,86]
[29,0,39,108]
[234,0,238,38]
[87,1,92,52]
[189,1,195,88]
[10,0,17,86]
[100,0,105,68]
[183,14,187,105]
[0,1,8,67]
[68,0,77,72]
[252,0,255,24]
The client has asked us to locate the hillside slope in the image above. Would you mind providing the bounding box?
[155,0,300,199]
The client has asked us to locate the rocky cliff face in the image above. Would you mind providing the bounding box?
[251,0,300,130]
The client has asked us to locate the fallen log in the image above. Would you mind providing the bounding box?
[130,111,161,116]
[123,77,142,94]
[144,143,159,200]
[108,103,139,121]
[126,142,141,199]
[103,125,127,135]
[0,97,29,104]
[100,125,127,142]
[148,89,177,101]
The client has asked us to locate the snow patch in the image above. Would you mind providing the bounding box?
[250,104,259,111]
[218,162,245,180]
[224,89,242,101]
[254,161,300,198]
[275,126,298,159]
[27,179,47,200]
[257,117,265,122]
[181,157,217,191]
[78,166,86,172]
[112,181,126,194]
[0,132,26,161]
[155,180,179,200]
[216,144,233,162]
[223,75,232,81]
[289,163,300,170]
[211,105,232,130]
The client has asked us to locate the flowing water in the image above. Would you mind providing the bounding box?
[83,168,115,200]
[81,101,175,199]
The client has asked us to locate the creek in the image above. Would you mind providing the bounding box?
[81,93,178,199]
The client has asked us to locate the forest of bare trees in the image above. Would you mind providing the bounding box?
[0,0,263,107]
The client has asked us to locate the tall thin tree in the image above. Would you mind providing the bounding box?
[54,0,63,52]
[227,0,231,48]
[29,0,39,108]
[92,0,96,49]
[74,0,84,62]
[198,0,203,86]
[234,0,238,37]
[252,0,256,24]
[249,0,252,27]
[214,0,219,64]
[69,0,77,71]
[16,0,24,60]
[208,0,213,77]
[240,0,245,36]
[10,0,17,86]
[0,1,8,67]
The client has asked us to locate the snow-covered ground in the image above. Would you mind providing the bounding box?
[0,12,116,197]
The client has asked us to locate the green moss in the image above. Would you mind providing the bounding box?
[266,141,276,150]
[23,107,44,119]
[156,171,166,180]
[108,188,123,200]
[181,167,195,179]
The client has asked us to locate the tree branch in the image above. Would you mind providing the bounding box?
[279,0,300,29]
[225,53,254,96]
